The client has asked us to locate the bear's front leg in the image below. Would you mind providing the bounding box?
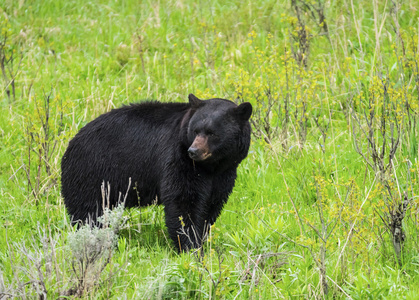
[163,202,210,252]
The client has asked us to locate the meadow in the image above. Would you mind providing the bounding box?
[1,0,419,298]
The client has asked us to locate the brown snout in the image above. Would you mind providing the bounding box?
[188,135,212,161]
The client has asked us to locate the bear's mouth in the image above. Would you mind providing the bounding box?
[188,150,212,161]
[200,152,212,160]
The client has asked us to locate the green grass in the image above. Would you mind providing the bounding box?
[1,0,419,298]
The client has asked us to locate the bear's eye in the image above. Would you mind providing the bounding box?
[194,130,199,135]
[207,131,215,137]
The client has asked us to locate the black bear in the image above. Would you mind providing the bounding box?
[61,94,252,251]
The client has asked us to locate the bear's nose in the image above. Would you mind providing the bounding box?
[188,147,199,159]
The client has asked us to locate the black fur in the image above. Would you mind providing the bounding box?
[61,94,252,251]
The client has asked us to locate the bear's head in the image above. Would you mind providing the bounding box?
[186,94,252,167]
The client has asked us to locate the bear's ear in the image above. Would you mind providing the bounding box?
[188,94,204,108]
[235,102,252,121]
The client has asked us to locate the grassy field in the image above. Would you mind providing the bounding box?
[1,0,419,298]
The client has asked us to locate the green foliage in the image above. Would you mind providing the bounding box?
[1,0,419,298]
